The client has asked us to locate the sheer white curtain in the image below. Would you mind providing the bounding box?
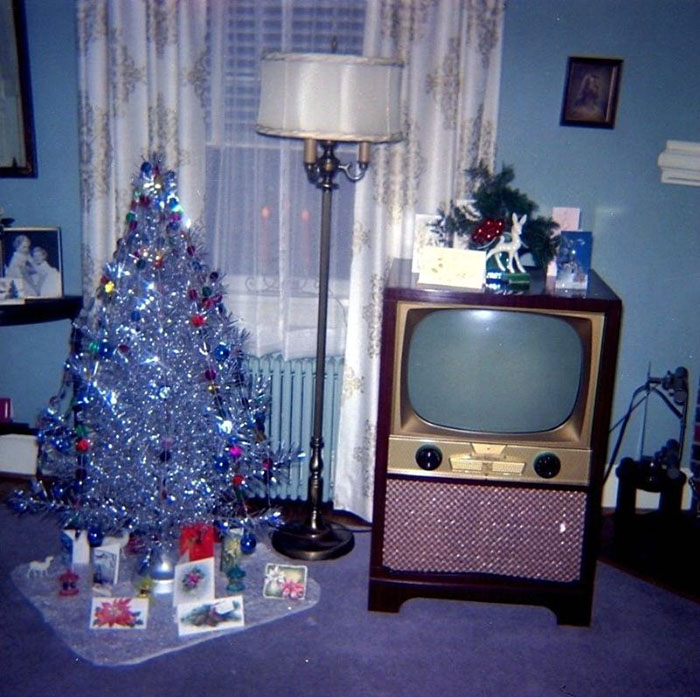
[76,0,208,294]
[334,0,506,521]
[205,0,366,358]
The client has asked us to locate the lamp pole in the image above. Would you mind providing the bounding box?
[270,140,360,560]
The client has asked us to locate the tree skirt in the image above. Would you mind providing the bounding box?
[12,542,319,666]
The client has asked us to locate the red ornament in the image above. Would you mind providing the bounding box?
[232,474,245,488]
[191,314,205,327]
[472,218,505,247]
[76,438,90,453]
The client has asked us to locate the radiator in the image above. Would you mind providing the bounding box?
[246,354,343,502]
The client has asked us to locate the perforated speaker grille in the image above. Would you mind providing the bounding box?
[381,478,588,582]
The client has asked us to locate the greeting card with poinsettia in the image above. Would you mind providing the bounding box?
[90,597,149,630]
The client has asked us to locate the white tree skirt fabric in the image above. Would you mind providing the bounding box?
[11,542,319,666]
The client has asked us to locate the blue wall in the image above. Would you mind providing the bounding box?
[1,1,80,424]
[497,0,700,505]
[2,0,699,507]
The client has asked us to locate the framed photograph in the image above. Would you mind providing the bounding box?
[0,0,37,177]
[560,56,623,129]
[1,227,63,298]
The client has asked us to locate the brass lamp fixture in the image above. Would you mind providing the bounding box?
[256,52,402,560]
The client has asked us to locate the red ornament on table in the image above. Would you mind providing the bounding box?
[472,218,505,247]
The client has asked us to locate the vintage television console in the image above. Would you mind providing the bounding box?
[368,260,622,625]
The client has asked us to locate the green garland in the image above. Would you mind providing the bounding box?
[431,163,559,268]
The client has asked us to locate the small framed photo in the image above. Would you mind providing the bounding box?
[560,57,623,129]
[1,226,63,298]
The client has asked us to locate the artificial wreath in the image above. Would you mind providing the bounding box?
[431,163,560,268]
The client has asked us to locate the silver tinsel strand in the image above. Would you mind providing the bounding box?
[9,157,302,546]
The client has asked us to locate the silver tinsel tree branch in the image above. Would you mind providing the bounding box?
[9,158,301,549]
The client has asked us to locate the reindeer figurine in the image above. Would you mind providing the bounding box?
[485,213,527,274]
[27,555,54,577]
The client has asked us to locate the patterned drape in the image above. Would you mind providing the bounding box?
[333,0,505,521]
[76,0,208,295]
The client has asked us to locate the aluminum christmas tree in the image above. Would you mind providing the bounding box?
[9,158,297,550]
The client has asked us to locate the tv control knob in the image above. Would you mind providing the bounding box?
[415,445,443,471]
[534,453,561,479]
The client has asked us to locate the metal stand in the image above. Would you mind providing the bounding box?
[271,141,364,561]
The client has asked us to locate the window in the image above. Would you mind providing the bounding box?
[205,0,367,357]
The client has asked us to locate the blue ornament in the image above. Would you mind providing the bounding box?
[240,532,257,554]
[131,309,142,322]
[54,437,72,454]
[140,161,153,179]
[87,526,104,547]
[214,456,230,473]
[10,497,29,514]
[214,343,230,362]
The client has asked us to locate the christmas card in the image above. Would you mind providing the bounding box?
[90,597,149,630]
[263,563,308,601]
[92,543,120,592]
[172,557,216,607]
[178,522,215,562]
[176,595,245,636]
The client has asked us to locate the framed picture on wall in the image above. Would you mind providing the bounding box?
[0,0,37,177]
[1,227,63,298]
[560,56,623,129]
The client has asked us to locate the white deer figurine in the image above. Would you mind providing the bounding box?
[485,213,527,273]
[27,555,54,577]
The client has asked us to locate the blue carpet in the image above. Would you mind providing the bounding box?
[1,506,698,697]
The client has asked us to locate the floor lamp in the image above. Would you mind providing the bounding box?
[256,52,403,560]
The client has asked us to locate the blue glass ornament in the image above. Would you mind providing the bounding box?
[131,309,141,322]
[55,437,72,454]
[87,526,104,547]
[214,456,230,473]
[11,497,28,514]
[140,161,153,179]
[99,341,115,358]
[51,482,66,501]
[240,532,257,554]
[214,344,230,362]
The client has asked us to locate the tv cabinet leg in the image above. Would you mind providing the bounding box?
[551,599,592,627]
[368,582,403,613]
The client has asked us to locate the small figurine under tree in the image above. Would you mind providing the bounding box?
[9,157,299,571]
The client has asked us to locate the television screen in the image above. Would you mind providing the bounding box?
[406,309,584,434]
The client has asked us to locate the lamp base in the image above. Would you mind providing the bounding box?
[271,519,355,561]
